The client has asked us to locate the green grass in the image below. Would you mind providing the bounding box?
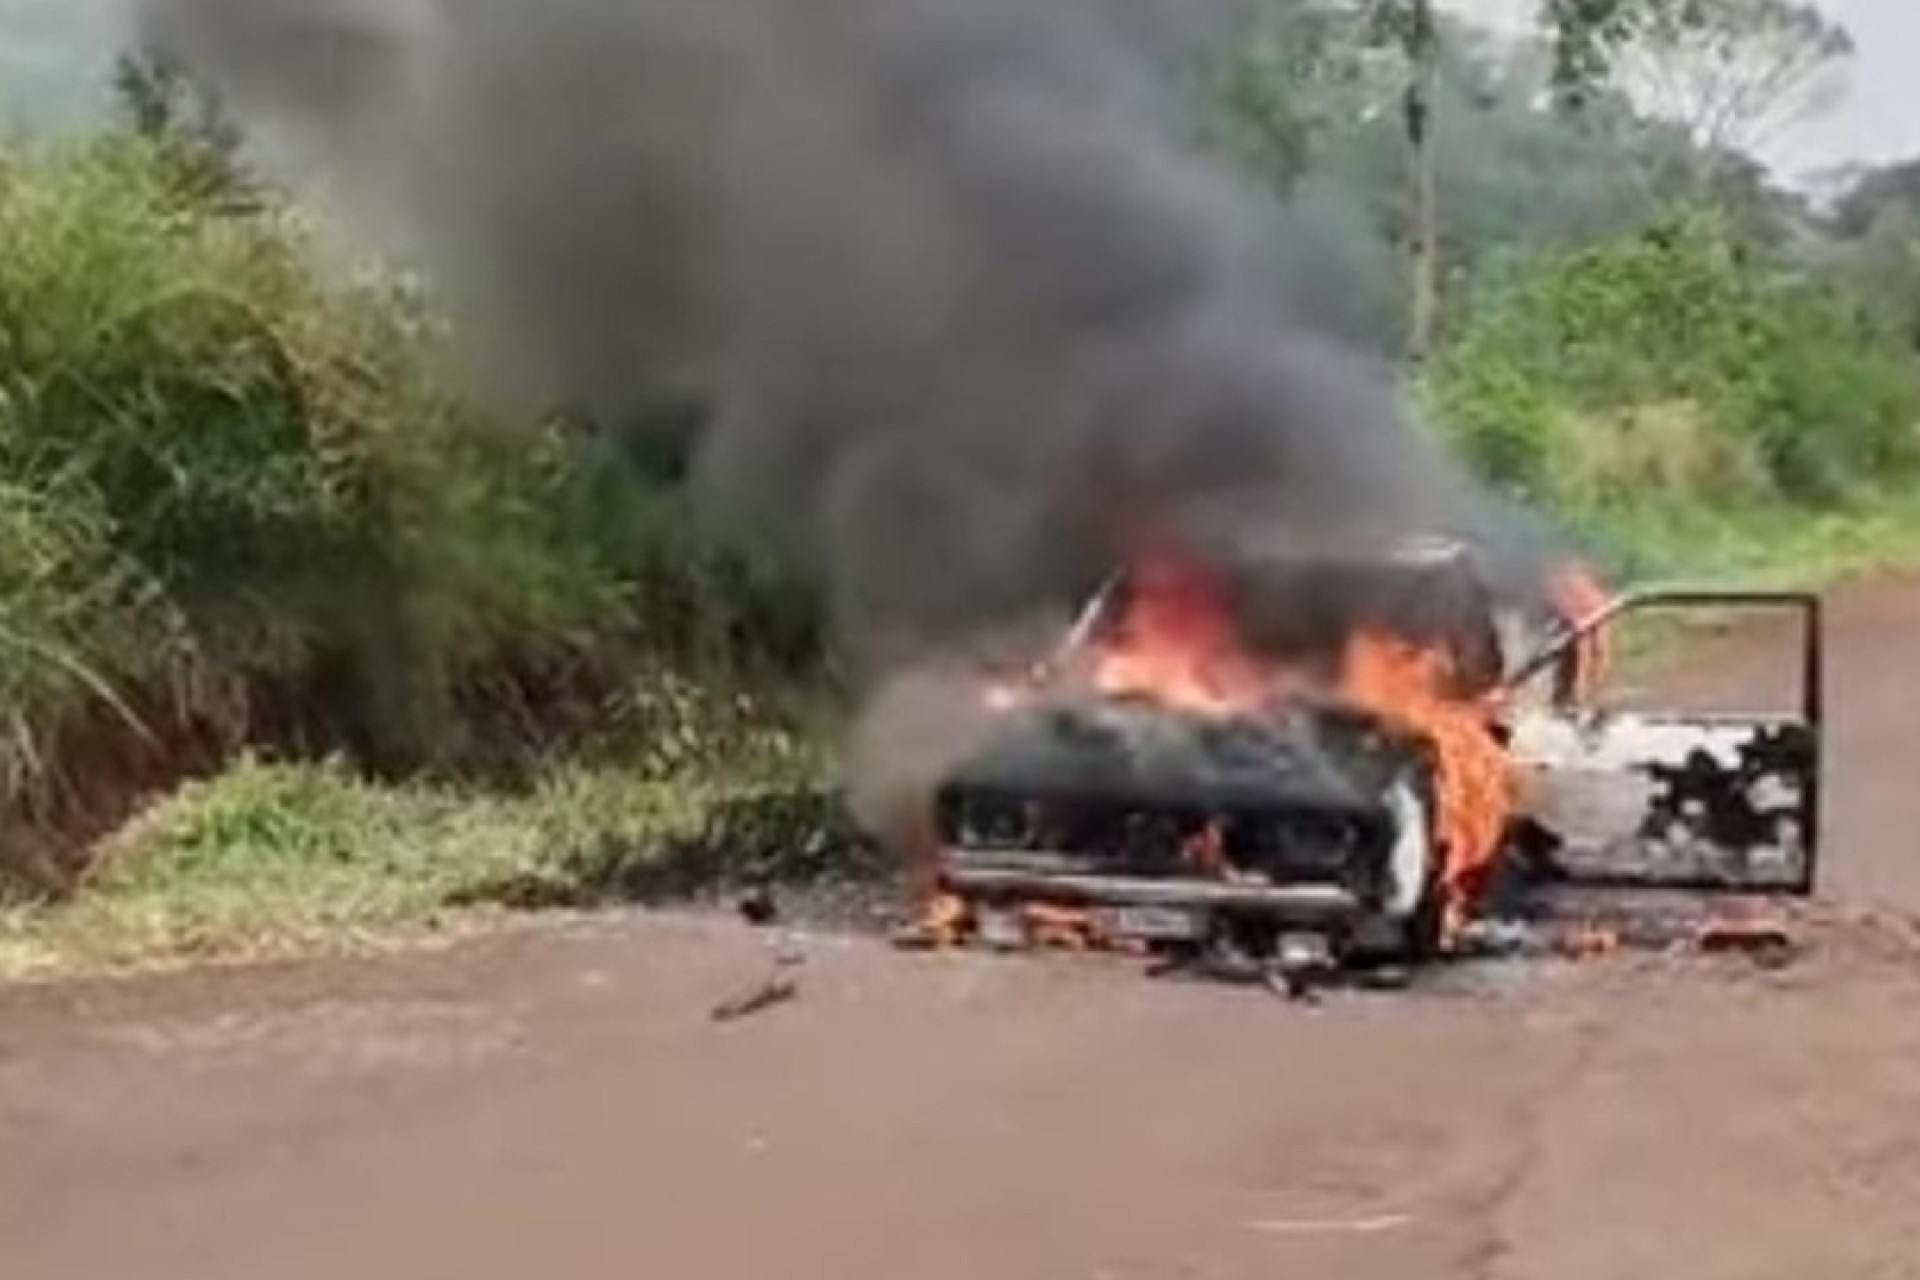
[1587,495,1920,591]
[1542,494,1920,685]
[0,755,853,984]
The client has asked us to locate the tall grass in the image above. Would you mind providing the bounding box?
[0,134,827,894]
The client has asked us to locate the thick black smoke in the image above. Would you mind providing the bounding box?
[137,0,1548,664]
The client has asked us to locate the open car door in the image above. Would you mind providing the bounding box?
[1502,590,1822,897]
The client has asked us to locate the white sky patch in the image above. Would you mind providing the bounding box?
[1445,0,1920,185]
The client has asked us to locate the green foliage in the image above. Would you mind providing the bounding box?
[563,446,830,688]
[1568,493,1920,584]
[0,136,593,754]
[1429,213,1920,524]
[0,132,827,894]
[109,50,250,208]
[1539,0,1850,105]
[1831,160,1920,241]
[0,754,848,980]
[1820,169,1920,354]
[1205,1,1386,200]
[1215,38,1329,196]
[1217,9,1691,344]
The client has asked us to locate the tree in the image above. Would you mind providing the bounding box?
[1217,1,1823,360]
[1370,0,1684,360]
[1374,0,1678,360]
[1216,1,1451,360]
[1542,0,1853,175]
[1367,0,1442,362]
[1831,159,1920,240]
[1215,3,1371,198]
[1216,4,1697,355]
[110,48,251,207]
[1542,0,1655,101]
[1823,160,1920,350]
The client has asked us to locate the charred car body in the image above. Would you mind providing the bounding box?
[910,535,1822,987]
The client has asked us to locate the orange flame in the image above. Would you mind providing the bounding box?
[1024,902,1099,950]
[1339,631,1514,934]
[1549,562,1613,704]
[1091,552,1277,716]
[1559,919,1623,959]
[941,548,1532,942]
[1080,550,1516,934]
[906,893,970,949]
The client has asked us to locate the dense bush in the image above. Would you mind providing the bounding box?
[0,136,587,769]
[0,135,825,891]
[1429,213,1920,525]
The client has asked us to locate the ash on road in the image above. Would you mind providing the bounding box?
[6,579,1920,1280]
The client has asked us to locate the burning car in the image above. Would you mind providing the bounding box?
[898,533,1822,991]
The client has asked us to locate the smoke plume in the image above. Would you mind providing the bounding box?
[136,0,1544,665]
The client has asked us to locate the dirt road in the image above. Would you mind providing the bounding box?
[6,580,1920,1280]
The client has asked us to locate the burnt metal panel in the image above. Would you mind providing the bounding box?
[1504,588,1823,898]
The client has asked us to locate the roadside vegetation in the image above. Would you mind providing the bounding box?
[1429,213,1920,580]
[4,2,1920,978]
[0,756,856,982]
[0,127,836,975]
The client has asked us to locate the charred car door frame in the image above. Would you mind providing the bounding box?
[1502,588,1824,898]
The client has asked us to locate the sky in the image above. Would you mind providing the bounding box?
[0,0,118,130]
[1775,0,1920,178]
[0,0,1915,182]
[1452,0,1920,184]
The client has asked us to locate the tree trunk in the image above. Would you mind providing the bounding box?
[1404,0,1439,364]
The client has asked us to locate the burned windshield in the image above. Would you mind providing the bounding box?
[1078,544,1507,697]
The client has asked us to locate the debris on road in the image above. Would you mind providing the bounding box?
[1696,913,1799,968]
[711,975,799,1023]
[711,930,807,1023]
[737,887,781,928]
[891,893,968,951]
[1556,919,1624,960]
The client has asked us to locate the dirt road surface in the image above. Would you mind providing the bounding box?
[6,579,1920,1280]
